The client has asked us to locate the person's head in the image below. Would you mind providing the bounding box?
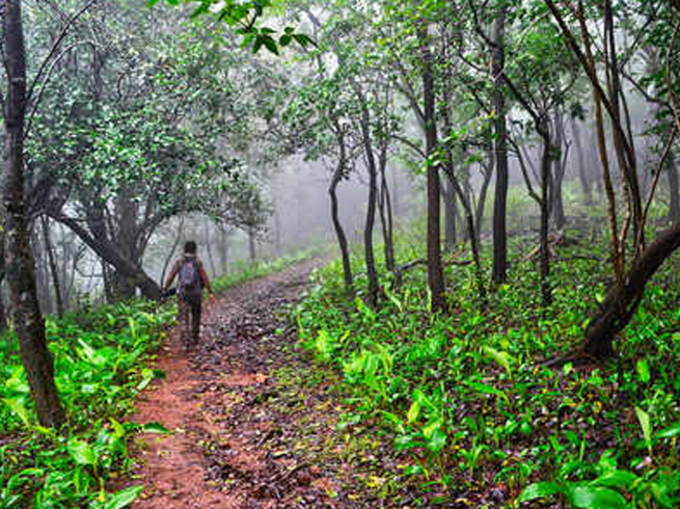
[184,240,197,254]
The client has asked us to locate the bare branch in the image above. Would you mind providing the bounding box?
[27,0,97,104]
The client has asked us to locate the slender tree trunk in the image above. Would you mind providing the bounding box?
[161,218,184,287]
[571,119,592,205]
[667,158,680,223]
[357,101,380,308]
[248,228,256,263]
[419,23,446,313]
[41,216,64,318]
[475,162,493,245]
[539,131,553,306]
[204,222,217,277]
[491,6,509,285]
[378,157,396,273]
[31,228,51,314]
[551,110,568,230]
[217,225,229,272]
[443,164,487,305]
[329,163,354,296]
[2,0,65,428]
[442,177,457,250]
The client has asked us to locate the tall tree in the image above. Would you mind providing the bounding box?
[1,0,65,428]
[491,5,509,285]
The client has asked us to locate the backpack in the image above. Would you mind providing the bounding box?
[178,257,202,292]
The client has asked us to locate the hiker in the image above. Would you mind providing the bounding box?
[163,241,215,350]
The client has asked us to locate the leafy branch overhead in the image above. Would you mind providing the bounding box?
[148,0,314,54]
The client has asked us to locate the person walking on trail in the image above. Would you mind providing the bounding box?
[163,241,216,350]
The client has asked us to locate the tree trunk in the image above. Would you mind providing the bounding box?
[110,189,139,301]
[475,161,493,246]
[248,227,256,263]
[491,6,509,285]
[571,119,592,205]
[442,177,457,250]
[356,98,380,308]
[539,132,553,306]
[443,164,487,305]
[329,164,354,296]
[41,216,64,318]
[667,158,679,223]
[584,220,680,358]
[52,215,162,300]
[2,0,65,428]
[0,238,7,332]
[378,156,396,273]
[551,110,568,230]
[419,23,446,313]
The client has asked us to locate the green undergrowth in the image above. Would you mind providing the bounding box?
[0,300,174,509]
[0,247,324,509]
[296,228,680,508]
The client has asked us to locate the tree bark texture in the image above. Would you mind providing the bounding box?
[667,158,680,223]
[329,160,354,296]
[491,6,509,285]
[378,155,396,273]
[442,177,457,250]
[41,216,64,318]
[2,0,66,428]
[356,92,380,308]
[419,23,446,313]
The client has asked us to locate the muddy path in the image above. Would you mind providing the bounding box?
[128,259,392,509]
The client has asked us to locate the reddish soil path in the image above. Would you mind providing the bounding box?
[129,260,335,509]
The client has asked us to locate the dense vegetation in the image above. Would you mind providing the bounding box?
[298,209,680,507]
[2,0,680,507]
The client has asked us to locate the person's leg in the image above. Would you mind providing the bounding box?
[178,294,191,350]
[189,293,202,346]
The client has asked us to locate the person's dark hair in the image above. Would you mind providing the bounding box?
[184,240,197,254]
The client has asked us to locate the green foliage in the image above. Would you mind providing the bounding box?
[150,0,313,55]
[0,301,174,508]
[296,222,680,507]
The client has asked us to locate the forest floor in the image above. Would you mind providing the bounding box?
[126,259,403,509]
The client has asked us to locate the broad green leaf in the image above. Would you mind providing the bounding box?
[464,380,509,405]
[482,346,514,375]
[593,470,638,489]
[3,398,31,427]
[407,394,422,424]
[657,422,680,439]
[105,485,144,509]
[68,439,96,466]
[139,422,171,434]
[634,406,653,455]
[518,482,564,502]
[636,359,651,383]
[569,485,627,509]
[427,428,447,453]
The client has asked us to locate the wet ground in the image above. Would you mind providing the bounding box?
[128,260,387,509]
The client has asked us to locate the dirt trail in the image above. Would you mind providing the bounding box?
[129,259,346,509]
